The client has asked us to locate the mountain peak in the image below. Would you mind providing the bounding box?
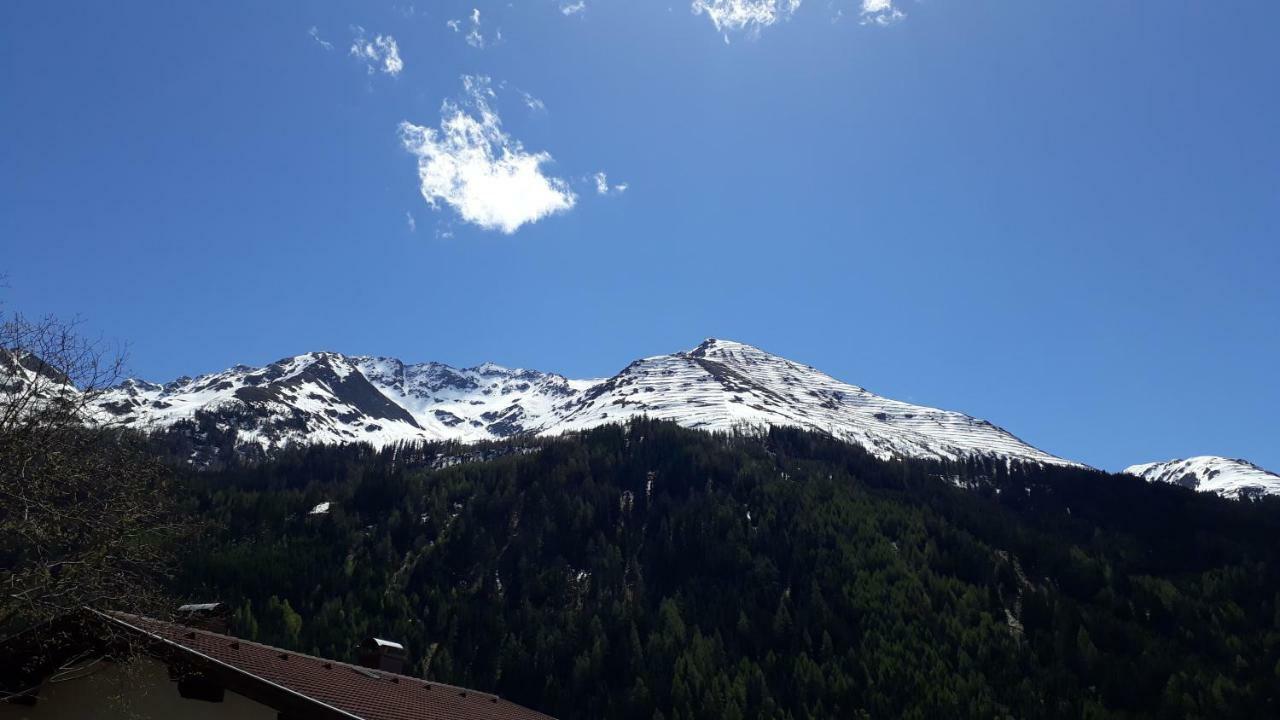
[552,339,1075,467]
[688,337,771,358]
[1124,456,1280,499]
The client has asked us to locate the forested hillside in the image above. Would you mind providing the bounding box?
[168,419,1280,719]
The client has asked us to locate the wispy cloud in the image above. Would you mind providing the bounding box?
[521,91,547,114]
[593,172,628,196]
[399,76,577,234]
[448,8,494,48]
[691,0,801,40]
[405,211,417,232]
[308,26,333,51]
[349,27,403,76]
[560,1,587,15]
[860,0,904,26]
[467,9,484,47]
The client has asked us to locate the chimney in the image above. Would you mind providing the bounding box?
[358,638,406,674]
[176,602,229,633]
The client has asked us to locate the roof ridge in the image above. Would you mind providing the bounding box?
[97,610,365,720]
[105,610,502,702]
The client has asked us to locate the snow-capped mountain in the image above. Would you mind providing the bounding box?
[90,338,1077,467]
[1,348,86,419]
[1124,456,1280,500]
[350,355,596,443]
[550,340,1073,465]
[94,352,425,448]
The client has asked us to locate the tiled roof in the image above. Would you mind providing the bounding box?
[102,612,555,720]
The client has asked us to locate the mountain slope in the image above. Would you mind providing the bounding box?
[352,356,594,442]
[1124,456,1280,499]
[552,339,1073,465]
[94,352,425,448]
[90,338,1075,466]
[179,420,1280,719]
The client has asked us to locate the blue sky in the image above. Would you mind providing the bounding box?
[2,1,1277,472]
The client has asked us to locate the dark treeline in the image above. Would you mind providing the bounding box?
[161,419,1280,719]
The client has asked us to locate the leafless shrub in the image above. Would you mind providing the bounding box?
[1,310,188,643]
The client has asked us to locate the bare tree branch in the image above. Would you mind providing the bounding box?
[1,309,188,638]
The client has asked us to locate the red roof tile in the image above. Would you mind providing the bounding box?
[103,612,555,720]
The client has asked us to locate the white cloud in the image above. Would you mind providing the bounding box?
[349,27,403,76]
[406,211,416,232]
[561,1,587,15]
[593,172,628,196]
[860,0,904,25]
[448,8,493,48]
[308,26,333,51]
[399,76,577,234]
[521,91,546,113]
[467,9,485,47]
[691,0,801,38]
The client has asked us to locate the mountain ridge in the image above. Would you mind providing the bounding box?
[90,338,1079,468]
[16,337,1280,497]
[1124,456,1280,500]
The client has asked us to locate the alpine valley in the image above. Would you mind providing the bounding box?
[7,336,1280,720]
